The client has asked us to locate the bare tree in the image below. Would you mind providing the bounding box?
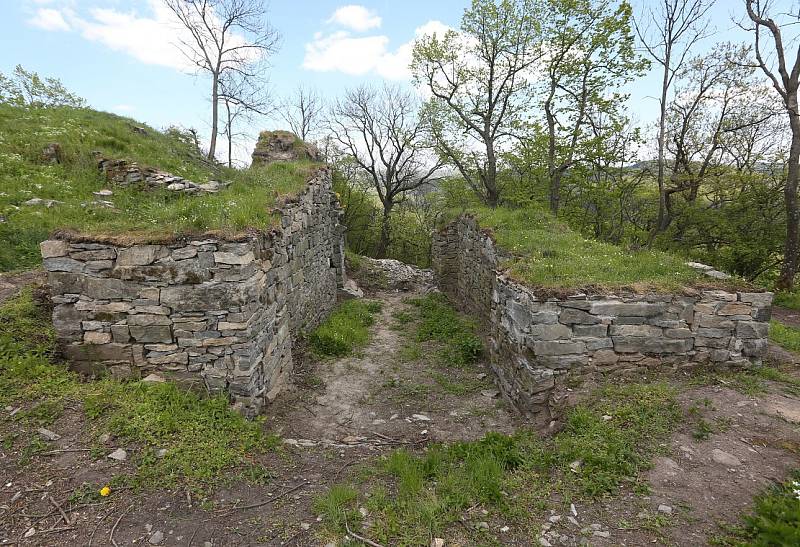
[328,85,444,258]
[634,0,713,239]
[165,0,280,161]
[280,85,324,141]
[218,72,273,167]
[744,0,800,290]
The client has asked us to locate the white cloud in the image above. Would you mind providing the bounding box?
[24,0,259,73]
[69,1,192,71]
[28,8,71,31]
[303,20,450,81]
[327,5,381,32]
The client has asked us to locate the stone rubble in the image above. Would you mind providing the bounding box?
[95,153,226,195]
[433,214,773,425]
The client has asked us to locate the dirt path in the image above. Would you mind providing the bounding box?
[266,289,522,447]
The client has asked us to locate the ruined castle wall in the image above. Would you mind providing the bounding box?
[432,215,773,424]
[41,168,343,415]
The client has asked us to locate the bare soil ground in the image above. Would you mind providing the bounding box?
[1,279,799,546]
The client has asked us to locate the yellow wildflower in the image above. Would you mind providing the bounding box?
[99,486,111,497]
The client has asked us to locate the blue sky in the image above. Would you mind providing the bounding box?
[0,0,780,162]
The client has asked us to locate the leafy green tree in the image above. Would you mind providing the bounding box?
[539,0,647,215]
[412,0,543,206]
[0,65,85,108]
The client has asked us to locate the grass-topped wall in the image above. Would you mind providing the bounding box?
[0,105,316,270]
[432,212,773,424]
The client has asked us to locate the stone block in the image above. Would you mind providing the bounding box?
[609,324,662,337]
[533,340,586,356]
[590,302,666,317]
[527,323,572,341]
[43,257,84,273]
[718,303,752,316]
[111,325,131,343]
[128,314,171,326]
[735,321,769,339]
[84,331,112,344]
[559,308,600,325]
[116,245,167,266]
[592,348,619,365]
[695,327,731,338]
[572,324,608,337]
[129,325,173,344]
[613,336,693,354]
[664,328,692,339]
[40,240,70,258]
[214,251,255,265]
[738,292,773,307]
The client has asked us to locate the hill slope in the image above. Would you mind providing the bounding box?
[0,105,316,271]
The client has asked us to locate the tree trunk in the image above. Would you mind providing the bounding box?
[225,100,233,168]
[208,72,219,161]
[777,105,800,290]
[545,96,559,215]
[655,58,670,233]
[376,202,393,259]
[485,139,499,207]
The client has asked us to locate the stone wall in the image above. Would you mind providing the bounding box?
[42,168,344,415]
[432,215,773,425]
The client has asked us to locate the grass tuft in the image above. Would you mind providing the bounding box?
[769,320,800,352]
[409,293,482,366]
[308,299,382,357]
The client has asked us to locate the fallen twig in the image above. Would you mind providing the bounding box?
[87,506,116,547]
[48,496,71,525]
[41,448,92,456]
[216,481,307,516]
[344,511,384,547]
[109,505,132,547]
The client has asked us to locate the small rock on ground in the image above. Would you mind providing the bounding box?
[711,448,741,467]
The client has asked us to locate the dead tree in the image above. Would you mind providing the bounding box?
[164,0,280,161]
[634,0,713,239]
[328,85,443,258]
[280,85,324,142]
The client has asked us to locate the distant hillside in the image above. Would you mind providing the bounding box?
[0,105,317,271]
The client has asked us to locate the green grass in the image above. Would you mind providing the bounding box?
[0,104,317,271]
[316,382,681,544]
[711,470,800,545]
[0,289,278,488]
[409,293,482,366]
[308,299,382,357]
[770,320,800,352]
[692,364,800,398]
[773,291,800,310]
[471,206,713,291]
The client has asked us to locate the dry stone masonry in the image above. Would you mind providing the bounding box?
[433,215,773,425]
[42,167,345,415]
[95,153,225,194]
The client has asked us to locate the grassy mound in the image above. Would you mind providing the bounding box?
[471,206,713,292]
[0,104,318,271]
